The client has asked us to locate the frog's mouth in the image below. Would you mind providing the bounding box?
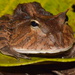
[13,44,73,54]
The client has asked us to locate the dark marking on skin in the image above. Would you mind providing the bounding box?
[72,4,75,12]
[0,37,7,40]
[65,15,68,22]
[0,25,5,30]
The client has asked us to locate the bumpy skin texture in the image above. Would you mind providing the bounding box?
[0,2,74,59]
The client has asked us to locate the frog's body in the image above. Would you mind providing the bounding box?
[0,2,74,59]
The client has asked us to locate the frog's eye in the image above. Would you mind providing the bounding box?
[31,20,39,27]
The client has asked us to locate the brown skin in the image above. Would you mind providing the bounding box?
[0,2,74,59]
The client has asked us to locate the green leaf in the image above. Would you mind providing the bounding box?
[0,0,75,67]
[0,53,75,67]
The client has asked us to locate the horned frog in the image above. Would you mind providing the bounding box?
[0,2,74,59]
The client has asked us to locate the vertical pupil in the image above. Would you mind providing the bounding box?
[31,21,39,27]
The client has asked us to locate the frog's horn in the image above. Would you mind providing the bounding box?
[53,9,69,25]
[37,9,69,22]
[46,9,69,28]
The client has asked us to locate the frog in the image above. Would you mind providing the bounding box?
[0,2,74,59]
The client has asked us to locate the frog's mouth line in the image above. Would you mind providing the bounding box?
[13,44,73,54]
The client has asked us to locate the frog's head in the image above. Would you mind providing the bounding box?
[11,2,74,54]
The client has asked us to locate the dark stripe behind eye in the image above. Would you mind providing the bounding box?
[0,25,4,30]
